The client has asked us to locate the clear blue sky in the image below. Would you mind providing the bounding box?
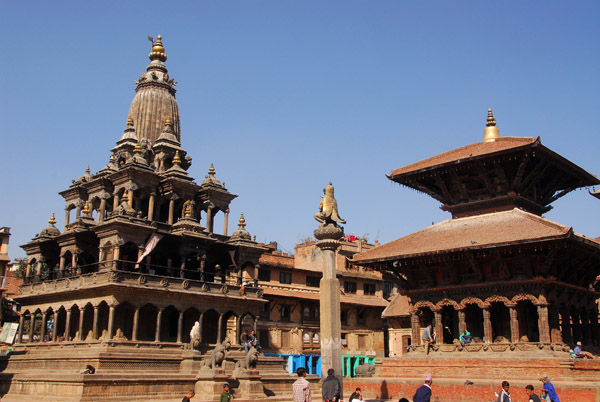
[1,1,599,258]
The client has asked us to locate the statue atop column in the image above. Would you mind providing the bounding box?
[314,182,346,227]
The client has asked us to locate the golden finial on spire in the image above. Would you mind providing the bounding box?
[238,213,246,228]
[172,151,182,165]
[148,34,167,62]
[482,108,501,143]
[127,115,134,126]
[134,142,144,154]
[165,117,172,128]
[86,165,91,174]
[82,201,91,216]
[48,212,56,225]
[208,163,216,176]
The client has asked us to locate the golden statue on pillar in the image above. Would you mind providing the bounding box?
[314,182,346,227]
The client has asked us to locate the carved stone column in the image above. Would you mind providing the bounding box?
[65,309,72,341]
[148,193,155,221]
[410,312,421,347]
[128,190,134,208]
[314,224,344,392]
[217,313,224,343]
[78,308,85,341]
[107,305,115,340]
[206,205,214,233]
[537,304,551,343]
[155,308,163,342]
[132,307,140,342]
[483,307,492,343]
[64,208,70,227]
[223,209,229,236]
[52,313,58,342]
[168,199,175,225]
[93,306,99,340]
[509,305,519,343]
[40,311,48,343]
[560,307,572,344]
[113,193,119,210]
[17,315,24,343]
[457,309,466,335]
[99,198,106,223]
[177,310,184,343]
[254,315,259,334]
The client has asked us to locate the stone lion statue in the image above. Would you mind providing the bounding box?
[200,338,231,370]
[235,346,259,371]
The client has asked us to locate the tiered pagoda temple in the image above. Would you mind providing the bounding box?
[353,109,600,353]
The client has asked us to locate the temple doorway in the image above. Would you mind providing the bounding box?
[490,302,510,341]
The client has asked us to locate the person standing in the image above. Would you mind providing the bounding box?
[322,369,341,402]
[182,390,195,402]
[540,377,560,402]
[220,384,231,402]
[412,374,433,402]
[422,324,433,355]
[525,385,541,402]
[497,381,511,402]
[293,367,312,402]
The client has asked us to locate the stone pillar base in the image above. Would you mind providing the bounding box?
[195,369,229,400]
[235,369,264,398]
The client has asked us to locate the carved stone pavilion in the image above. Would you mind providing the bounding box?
[1,36,312,401]
[354,109,600,352]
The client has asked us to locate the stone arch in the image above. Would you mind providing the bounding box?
[484,295,513,306]
[114,302,136,340]
[458,297,487,309]
[512,293,539,305]
[202,309,219,344]
[138,303,158,342]
[160,305,179,342]
[436,298,460,310]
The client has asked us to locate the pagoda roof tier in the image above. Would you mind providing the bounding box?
[353,209,593,263]
[387,136,599,217]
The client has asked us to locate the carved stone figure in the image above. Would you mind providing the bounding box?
[200,338,231,370]
[314,182,346,227]
[233,346,259,376]
[354,363,375,377]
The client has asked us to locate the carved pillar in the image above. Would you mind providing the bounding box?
[52,313,58,342]
[113,193,119,210]
[17,315,24,343]
[410,312,421,346]
[78,308,85,341]
[148,193,155,221]
[223,209,229,236]
[217,313,224,343]
[64,208,70,227]
[509,305,519,343]
[167,198,175,225]
[254,316,259,334]
[113,245,121,263]
[434,310,443,343]
[99,198,106,222]
[76,203,81,219]
[65,309,72,341]
[132,307,140,341]
[537,304,551,343]
[155,308,163,342]
[59,254,66,276]
[483,307,492,343]
[40,311,48,343]
[107,305,115,340]
[128,190,134,208]
[206,205,214,233]
[93,306,99,340]
[177,310,184,343]
[560,307,572,344]
[27,314,35,342]
[198,312,204,343]
[457,309,466,335]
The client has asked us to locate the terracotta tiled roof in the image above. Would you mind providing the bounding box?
[381,294,410,318]
[353,208,577,264]
[390,137,537,177]
[262,288,388,307]
[259,253,294,268]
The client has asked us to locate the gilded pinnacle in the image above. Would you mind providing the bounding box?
[134,142,144,154]
[86,165,90,174]
[208,163,216,176]
[127,116,134,126]
[165,117,172,127]
[148,34,167,62]
[238,213,246,228]
[482,108,500,143]
[82,201,91,215]
[172,150,182,165]
[48,212,56,225]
